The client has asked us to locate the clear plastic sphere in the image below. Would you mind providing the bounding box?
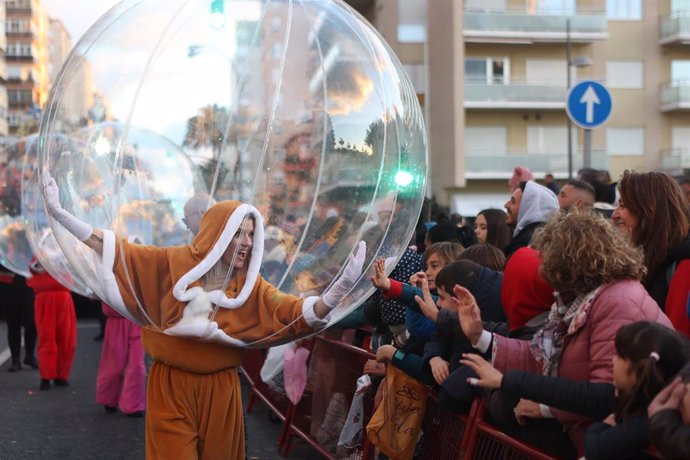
[40,0,427,346]
[0,138,33,277]
[20,135,93,296]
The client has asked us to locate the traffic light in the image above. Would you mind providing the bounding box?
[210,0,225,29]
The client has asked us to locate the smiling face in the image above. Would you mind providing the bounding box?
[612,198,639,241]
[221,217,254,269]
[474,213,488,243]
[504,188,523,226]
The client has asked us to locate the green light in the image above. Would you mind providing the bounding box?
[395,170,414,187]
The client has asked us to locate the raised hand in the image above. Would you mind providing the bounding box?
[414,275,438,322]
[648,377,686,417]
[451,285,484,345]
[370,258,391,291]
[322,241,366,309]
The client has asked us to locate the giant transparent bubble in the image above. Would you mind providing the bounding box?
[0,138,33,277]
[20,135,93,296]
[40,0,427,347]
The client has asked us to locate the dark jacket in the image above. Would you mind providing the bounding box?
[649,409,690,460]
[503,221,543,261]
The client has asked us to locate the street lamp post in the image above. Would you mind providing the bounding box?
[566,18,592,178]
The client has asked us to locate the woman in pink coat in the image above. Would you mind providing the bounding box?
[95,302,146,416]
[453,211,673,457]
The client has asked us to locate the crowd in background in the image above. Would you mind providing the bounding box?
[344,167,690,459]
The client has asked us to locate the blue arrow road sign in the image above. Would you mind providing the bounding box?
[566,80,612,129]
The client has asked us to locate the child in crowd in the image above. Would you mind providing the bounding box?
[95,302,146,417]
[26,258,76,390]
[461,321,689,459]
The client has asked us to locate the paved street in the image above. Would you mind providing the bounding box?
[0,319,316,459]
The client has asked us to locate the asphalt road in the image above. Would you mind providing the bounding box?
[0,319,316,459]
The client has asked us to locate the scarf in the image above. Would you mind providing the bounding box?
[530,286,603,376]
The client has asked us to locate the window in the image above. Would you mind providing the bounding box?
[606,61,643,88]
[530,0,575,15]
[465,126,507,154]
[403,64,425,93]
[398,0,426,43]
[526,60,567,85]
[465,58,509,84]
[672,127,690,151]
[671,60,690,83]
[7,113,22,127]
[6,20,30,33]
[607,128,644,155]
[607,0,642,20]
[8,89,32,105]
[528,126,568,154]
[465,0,505,12]
[6,43,32,57]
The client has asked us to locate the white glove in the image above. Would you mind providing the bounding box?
[43,176,93,241]
[322,241,366,309]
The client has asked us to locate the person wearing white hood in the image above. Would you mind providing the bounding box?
[503,181,559,260]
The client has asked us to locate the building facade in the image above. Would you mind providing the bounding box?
[5,0,49,136]
[347,0,690,215]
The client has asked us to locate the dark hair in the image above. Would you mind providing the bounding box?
[477,208,511,250]
[424,241,464,265]
[459,243,506,272]
[435,260,481,295]
[681,176,690,186]
[614,321,690,422]
[578,168,612,203]
[566,179,596,196]
[519,181,527,193]
[427,223,461,244]
[618,170,690,274]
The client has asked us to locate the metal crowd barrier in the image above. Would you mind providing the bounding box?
[241,334,558,460]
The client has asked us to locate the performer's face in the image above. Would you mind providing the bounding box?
[222,217,254,269]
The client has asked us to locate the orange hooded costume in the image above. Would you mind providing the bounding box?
[97,201,326,459]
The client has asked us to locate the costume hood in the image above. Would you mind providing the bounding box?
[514,181,558,236]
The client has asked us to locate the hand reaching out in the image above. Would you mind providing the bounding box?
[370,258,391,291]
[376,344,396,363]
[414,275,439,322]
[459,353,503,389]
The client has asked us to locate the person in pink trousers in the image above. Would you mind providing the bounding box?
[96,302,146,417]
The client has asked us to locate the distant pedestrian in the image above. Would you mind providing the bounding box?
[3,272,37,373]
[95,302,146,417]
[543,173,560,195]
[26,259,77,390]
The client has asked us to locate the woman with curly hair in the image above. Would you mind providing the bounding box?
[452,211,672,458]
[613,170,690,336]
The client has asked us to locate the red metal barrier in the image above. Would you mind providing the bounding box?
[241,335,560,460]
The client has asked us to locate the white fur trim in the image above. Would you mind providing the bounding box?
[301,296,328,327]
[172,203,265,309]
[98,230,141,324]
[164,319,247,347]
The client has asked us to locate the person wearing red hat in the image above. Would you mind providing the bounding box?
[26,258,77,390]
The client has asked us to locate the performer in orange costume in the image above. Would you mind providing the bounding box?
[44,178,365,459]
[26,258,77,391]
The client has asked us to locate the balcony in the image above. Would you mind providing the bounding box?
[660,81,690,111]
[465,79,566,109]
[464,6,608,43]
[465,149,608,179]
[660,11,690,45]
[661,148,690,173]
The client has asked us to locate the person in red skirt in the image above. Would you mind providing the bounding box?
[26,258,77,390]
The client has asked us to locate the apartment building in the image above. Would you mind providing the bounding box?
[5,0,49,136]
[0,1,9,137]
[346,0,690,215]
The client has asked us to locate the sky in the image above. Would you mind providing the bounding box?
[42,0,121,43]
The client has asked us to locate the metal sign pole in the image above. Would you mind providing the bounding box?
[583,128,592,169]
